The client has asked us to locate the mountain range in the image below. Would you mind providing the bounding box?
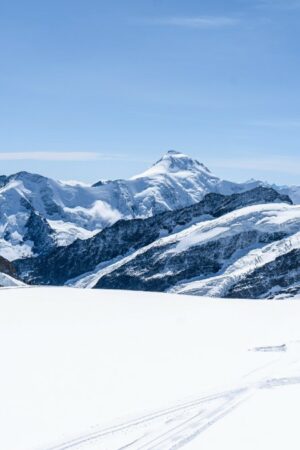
[1,150,300,298]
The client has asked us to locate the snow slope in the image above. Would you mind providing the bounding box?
[0,272,25,287]
[1,287,300,450]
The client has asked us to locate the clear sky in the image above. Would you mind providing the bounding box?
[1,0,300,184]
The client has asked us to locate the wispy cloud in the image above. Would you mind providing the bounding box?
[0,152,131,161]
[145,16,239,29]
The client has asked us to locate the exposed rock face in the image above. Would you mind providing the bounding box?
[0,256,17,278]
[15,187,291,287]
[0,256,25,287]
[23,210,55,255]
[0,176,7,188]
[226,249,300,299]
[94,230,287,292]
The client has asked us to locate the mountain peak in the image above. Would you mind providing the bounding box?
[8,171,48,184]
[166,149,182,155]
[132,150,212,179]
[156,150,212,174]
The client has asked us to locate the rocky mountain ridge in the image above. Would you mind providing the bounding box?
[2,150,300,299]
[15,186,295,300]
[1,150,299,261]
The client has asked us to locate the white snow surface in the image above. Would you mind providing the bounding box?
[47,220,99,246]
[1,287,300,450]
[2,150,298,260]
[0,272,25,287]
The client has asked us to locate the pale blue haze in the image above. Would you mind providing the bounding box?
[0,0,300,184]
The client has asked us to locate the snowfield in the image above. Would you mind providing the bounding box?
[1,287,300,450]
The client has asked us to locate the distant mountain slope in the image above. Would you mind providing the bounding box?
[15,187,292,288]
[0,256,25,287]
[225,247,300,299]
[87,202,300,298]
[173,232,300,299]
[0,171,121,260]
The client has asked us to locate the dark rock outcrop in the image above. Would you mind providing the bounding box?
[225,249,300,299]
[23,210,55,255]
[94,230,286,291]
[0,256,17,278]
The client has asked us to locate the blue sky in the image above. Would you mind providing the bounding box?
[1,0,300,184]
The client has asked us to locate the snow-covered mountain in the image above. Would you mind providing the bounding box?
[0,171,120,260]
[71,202,300,299]
[2,149,300,298]
[172,232,300,299]
[1,150,299,261]
[15,186,289,286]
[15,186,300,299]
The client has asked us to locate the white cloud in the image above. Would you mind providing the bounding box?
[145,16,239,28]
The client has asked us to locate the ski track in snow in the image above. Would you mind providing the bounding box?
[42,343,300,450]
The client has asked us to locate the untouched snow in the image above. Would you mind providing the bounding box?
[1,287,300,450]
[48,220,100,246]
